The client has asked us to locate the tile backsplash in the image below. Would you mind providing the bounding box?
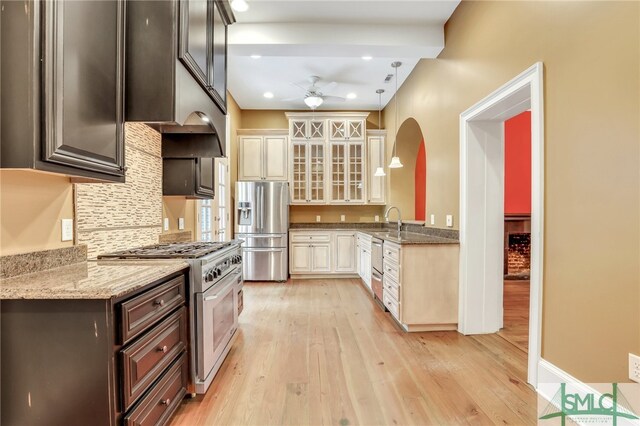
[75,123,163,258]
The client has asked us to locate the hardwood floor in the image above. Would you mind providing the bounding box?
[498,280,530,353]
[172,279,537,425]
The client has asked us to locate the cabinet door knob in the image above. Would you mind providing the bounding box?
[157,345,168,353]
[160,398,171,406]
[154,299,165,307]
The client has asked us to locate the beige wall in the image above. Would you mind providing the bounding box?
[290,205,386,223]
[162,197,197,236]
[384,1,640,382]
[0,171,74,255]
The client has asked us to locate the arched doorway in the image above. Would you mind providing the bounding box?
[389,118,427,221]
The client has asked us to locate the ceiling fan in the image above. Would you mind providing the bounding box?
[283,76,345,109]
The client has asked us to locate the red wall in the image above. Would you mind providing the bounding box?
[414,140,426,221]
[504,111,531,215]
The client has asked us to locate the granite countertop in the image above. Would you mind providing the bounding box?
[0,260,189,300]
[289,223,459,245]
[362,231,459,245]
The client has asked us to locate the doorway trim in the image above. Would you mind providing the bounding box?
[458,62,544,387]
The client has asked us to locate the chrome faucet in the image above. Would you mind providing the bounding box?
[384,206,402,234]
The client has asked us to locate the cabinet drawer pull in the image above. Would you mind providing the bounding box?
[154,299,165,307]
[160,398,171,406]
[157,345,168,353]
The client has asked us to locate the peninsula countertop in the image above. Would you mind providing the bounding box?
[0,260,190,300]
[289,223,459,245]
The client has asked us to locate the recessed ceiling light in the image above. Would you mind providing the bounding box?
[346,93,357,99]
[362,56,373,61]
[231,0,249,12]
[250,54,261,59]
[263,92,274,99]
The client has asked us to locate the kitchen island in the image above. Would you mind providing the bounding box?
[1,260,190,426]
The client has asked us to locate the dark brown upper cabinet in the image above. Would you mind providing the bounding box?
[178,0,231,114]
[1,0,126,182]
[127,0,233,138]
[163,157,215,199]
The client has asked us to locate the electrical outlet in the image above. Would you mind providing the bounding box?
[446,215,453,227]
[178,217,185,230]
[61,219,73,242]
[374,215,380,222]
[630,353,640,383]
[340,215,346,222]
[430,214,435,225]
[163,218,169,231]
[316,215,321,222]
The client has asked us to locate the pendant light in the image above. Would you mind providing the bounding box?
[389,61,403,169]
[374,89,386,177]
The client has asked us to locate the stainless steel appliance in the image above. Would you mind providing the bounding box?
[235,181,289,281]
[99,241,243,394]
[371,237,384,304]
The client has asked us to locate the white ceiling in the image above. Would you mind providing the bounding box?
[227,1,461,111]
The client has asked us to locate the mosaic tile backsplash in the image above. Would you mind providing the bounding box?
[75,123,163,258]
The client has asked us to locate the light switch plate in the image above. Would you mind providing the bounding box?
[630,353,640,383]
[374,215,380,222]
[178,217,185,230]
[430,214,435,225]
[316,215,321,222]
[163,218,169,231]
[446,215,453,227]
[340,215,346,222]
[61,219,73,242]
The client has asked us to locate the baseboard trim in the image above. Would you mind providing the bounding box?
[290,274,359,279]
[537,359,639,426]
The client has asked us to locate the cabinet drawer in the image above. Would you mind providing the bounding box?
[383,290,400,320]
[290,233,331,243]
[383,243,401,263]
[383,275,400,302]
[124,353,188,426]
[119,275,186,345]
[383,259,400,284]
[121,307,187,411]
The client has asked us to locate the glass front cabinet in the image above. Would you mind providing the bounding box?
[290,141,326,204]
[286,112,373,206]
[329,142,365,203]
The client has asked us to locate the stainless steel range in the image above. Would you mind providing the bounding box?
[99,241,243,394]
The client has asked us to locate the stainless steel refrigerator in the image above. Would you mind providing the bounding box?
[235,181,289,281]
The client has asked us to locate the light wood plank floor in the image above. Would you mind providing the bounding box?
[172,279,536,426]
[498,280,530,353]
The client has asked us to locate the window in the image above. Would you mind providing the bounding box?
[200,199,213,242]
[217,160,227,242]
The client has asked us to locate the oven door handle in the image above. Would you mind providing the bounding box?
[203,269,241,300]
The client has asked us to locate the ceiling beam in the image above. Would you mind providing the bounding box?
[229,23,444,58]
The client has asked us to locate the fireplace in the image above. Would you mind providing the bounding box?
[504,217,531,279]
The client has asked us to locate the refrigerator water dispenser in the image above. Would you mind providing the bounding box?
[238,201,252,226]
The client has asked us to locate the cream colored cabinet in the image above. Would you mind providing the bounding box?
[366,131,386,204]
[382,241,459,332]
[290,241,331,274]
[290,119,325,141]
[357,232,372,290]
[334,232,356,273]
[238,131,288,181]
[290,141,326,204]
[329,119,365,141]
[329,142,365,203]
[289,230,355,276]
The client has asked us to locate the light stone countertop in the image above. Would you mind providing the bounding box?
[289,224,459,245]
[0,260,189,300]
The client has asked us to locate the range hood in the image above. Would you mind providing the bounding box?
[125,0,228,157]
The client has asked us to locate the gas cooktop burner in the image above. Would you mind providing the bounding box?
[98,241,233,259]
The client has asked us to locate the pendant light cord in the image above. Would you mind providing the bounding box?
[394,63,398,158]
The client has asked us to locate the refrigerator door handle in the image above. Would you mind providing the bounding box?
[259,185,264,231]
